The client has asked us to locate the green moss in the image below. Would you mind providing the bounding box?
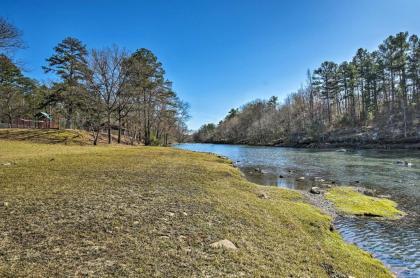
[0,131,393,277]
[325,186,405,219]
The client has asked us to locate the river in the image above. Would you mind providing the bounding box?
[175,143,420,278]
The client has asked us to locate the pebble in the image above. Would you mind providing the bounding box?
[310,187,321,194]
[257,192,269,199]
[210,239,237,250]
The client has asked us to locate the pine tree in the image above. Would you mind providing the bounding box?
[313,61,339,124]
[0,55,31,126]
[43,37,89,128]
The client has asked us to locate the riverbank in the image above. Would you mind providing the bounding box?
[0,132,393,277]
[194,139,420,150]
[194,127,420,150]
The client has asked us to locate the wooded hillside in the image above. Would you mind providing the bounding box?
[195,32,420,147]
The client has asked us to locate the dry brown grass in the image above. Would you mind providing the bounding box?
[0,129,132,145]
[0,134,392,277]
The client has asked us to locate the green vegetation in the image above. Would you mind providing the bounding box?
[0,132,392,277]
[325,187,405,219]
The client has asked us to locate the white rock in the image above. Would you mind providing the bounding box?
[210,239,237,250]
[310,187,321,194]
[257,192,269,199]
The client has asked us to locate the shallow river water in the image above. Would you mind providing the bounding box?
[175,143,420,278]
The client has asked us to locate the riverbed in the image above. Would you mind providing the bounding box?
[175,143,420,278]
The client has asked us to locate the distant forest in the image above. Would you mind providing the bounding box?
[0,17,190,145]
[194,32,420,147]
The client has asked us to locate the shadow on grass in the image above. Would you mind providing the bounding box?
[0,129,90,145]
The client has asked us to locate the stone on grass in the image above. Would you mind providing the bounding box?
[310,187,321,194]
[257,192,269,199]
[210,239,237,250]
[356,187,375,196]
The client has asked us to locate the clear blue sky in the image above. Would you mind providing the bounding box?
[2,0,420,130]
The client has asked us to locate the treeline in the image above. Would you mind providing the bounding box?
[0,18,189,145]
[195,32,420,146]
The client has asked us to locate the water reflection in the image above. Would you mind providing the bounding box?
[175,143,420,278]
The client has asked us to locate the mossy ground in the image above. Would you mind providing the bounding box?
[0,132,392,277]
[325,186,405,219]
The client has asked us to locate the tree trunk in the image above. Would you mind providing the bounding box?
[117,110,122,144]
[107,113,112,144]
[66,106,72,129]
[93,128,100,146]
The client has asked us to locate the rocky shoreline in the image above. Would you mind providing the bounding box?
[193,127,420,150]
[240,164,406,221]
[195,139,420,150]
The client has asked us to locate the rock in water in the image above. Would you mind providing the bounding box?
[404,161,413,167]
[310,187,321,194]
[378,194,391,199]
[296,176,305,181]
[210,239,237,250]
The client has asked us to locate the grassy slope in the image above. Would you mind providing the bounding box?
[0,128,92,145]
[0,135,392,277]
[0,128,132,145]
[326,187,405,219]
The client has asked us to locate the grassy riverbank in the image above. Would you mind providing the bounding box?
[0,130,392,277]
